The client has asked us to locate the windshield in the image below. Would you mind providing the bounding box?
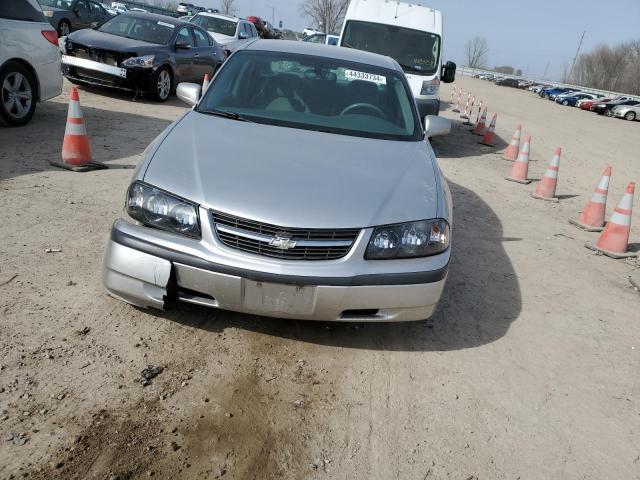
[98,16,175,44]
[197,51,420,141]
[39,0,73,7]
[191,15,237,36]
[341,20,441,75]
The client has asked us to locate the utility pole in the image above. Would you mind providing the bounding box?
[568,31,586,83]
[265,4,275,24]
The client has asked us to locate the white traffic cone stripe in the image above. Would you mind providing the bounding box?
[68,100,82,119]
[609,210,631,226]
[65,121,87,136]
[597,175,611,190]
[591,192,607,203]
[616,191,634,211]
[608,192,634,226]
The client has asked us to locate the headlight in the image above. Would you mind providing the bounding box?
[365,219,450,260]
[420,79,440,96]
[43,10,54,17]
[126,182,200,238]
[121,55,155,68]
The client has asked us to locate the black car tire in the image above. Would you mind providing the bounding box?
[605,109,613,117]
[0,61,37,127]
[562,100,569,106]
[624,111,636,121]
[57,19,71,37]
[151,66,172,102]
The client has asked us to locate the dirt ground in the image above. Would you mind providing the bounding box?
[0,76,639,480]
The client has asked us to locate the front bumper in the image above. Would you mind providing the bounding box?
[61,55,154,93]
[103,219,449,322]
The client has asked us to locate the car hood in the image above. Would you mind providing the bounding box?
[68,29,161,52]
[209,32,235,44]
[143,112,439,229]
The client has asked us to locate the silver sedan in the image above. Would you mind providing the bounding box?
[103,40,452,322]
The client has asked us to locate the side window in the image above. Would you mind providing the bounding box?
[75,0,90,18]
[250,24,258,37]
[89,2,104,16]
[193,28,209,47]
[0,0,47,21]
[176,27,195,46]
[243,23,252,37]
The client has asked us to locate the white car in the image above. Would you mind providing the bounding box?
[303,27,323,37]
[190,12,258,54]
[0,0,62,126]
[111,2,128,13]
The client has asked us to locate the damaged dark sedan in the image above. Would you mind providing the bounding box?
[60,12,225,101]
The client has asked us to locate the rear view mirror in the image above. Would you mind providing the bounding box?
[441,61,456,84]
[176,82,201,106]
[424,115,450,137]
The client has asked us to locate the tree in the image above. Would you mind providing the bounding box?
[494,65,514,75]
[464,36,488,68]
[299,0,349,35]
[219,0,236,15]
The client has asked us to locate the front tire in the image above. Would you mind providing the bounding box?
[0,61,36,127]
[562,100,569,106]
[624,111,636,121]
[151,67,172,102]
[605,109,613,117]
[57,20,71,37]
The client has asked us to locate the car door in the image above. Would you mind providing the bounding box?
[71,0,91,30]
[191,26,218,79]
[173,26,197,82]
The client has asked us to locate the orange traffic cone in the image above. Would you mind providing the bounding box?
[586,182,636,258]
[460,94,471,119]
[505,135,532,184]
[462,96,475,125]
[50,87,106,172]
[471,107,487,135]
[202,73,210,93]
[478,113,497,146]
[531,148,561,202]
[452,88,462,113]
[502,125,522,161]
[569,166,612,231]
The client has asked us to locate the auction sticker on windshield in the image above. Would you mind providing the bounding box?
[344,69,386,85]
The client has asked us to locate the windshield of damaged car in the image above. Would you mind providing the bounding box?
[191,15,237,37]
[197,51,421,141]
[98,16,175,45]
[39,0,74,7]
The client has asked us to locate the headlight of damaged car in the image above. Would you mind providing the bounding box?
[121,55,155,68]
[127,182,200,238]
[365,219,450,260]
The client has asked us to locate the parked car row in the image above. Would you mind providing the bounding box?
[535,85,639,121]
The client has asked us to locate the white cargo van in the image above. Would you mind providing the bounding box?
[339,0,456,117]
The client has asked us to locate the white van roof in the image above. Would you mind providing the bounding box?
[344,0,442,35]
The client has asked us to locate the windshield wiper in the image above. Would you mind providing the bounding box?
[397,63,424,74]
[200,110,252,122]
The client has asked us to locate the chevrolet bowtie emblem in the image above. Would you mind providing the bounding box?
[269,235,297,250]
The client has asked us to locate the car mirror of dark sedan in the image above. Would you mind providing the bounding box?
[424,115,450,138]
[176,82,201,107]
[175,41,191,50]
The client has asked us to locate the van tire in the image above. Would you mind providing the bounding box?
[0,61,37,127]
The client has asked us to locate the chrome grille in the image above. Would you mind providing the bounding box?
[211,211,360,261]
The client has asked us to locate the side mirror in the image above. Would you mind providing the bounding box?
[176,82,201,106]
[441,61,456,84]
[424,115,450,138]
[90,21,99,29]
[238,31,248,39]
[175,41,191,50]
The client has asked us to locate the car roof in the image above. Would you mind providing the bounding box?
[195,12,240,22]
[243,40,400,71]
[120,11,190,27]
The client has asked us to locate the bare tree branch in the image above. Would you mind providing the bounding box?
[464,36,488,69]
[299,0,349,35]
[219,0,236,15]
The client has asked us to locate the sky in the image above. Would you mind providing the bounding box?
[196,0,640,80]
